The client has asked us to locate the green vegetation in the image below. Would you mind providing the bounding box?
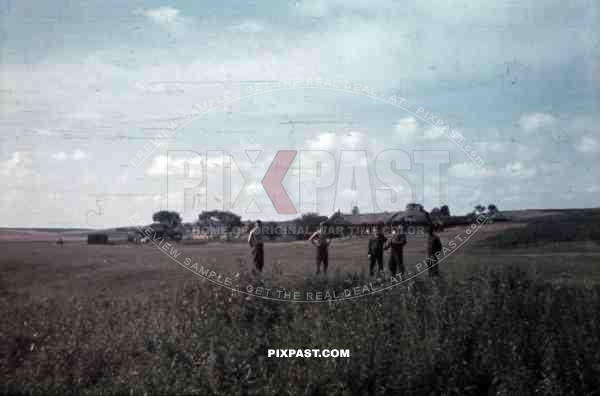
[481,209,600,248]
[198,211,242,232]
[2,266,599,395]
[3,210,600,394]
[152,211,182,228]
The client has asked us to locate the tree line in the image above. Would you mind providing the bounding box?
[151,203,501,239]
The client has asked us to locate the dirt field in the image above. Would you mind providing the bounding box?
[2,221,599,303]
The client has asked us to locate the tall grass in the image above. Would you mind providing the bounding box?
[1,265,599,395]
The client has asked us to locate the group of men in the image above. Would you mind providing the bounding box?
[248,218,443,278]
[365,222,442,278]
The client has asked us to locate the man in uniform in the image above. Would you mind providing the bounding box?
[248,220,265,272]
[385,222,407,276]
[308,221,333,275]
[368,222,387,276]
[427,225,443,277]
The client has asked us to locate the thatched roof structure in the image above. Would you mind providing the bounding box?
[387,208,433,226]
[339,213,390,226]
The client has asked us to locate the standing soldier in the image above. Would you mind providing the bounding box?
[427,225,443,277]
[308,221,332,275]
[368,222,387,276]
[385,222,407,276]
[248,220,265,272]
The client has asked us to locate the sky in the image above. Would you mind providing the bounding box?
[0,0,599,227]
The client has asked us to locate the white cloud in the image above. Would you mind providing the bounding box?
[341,131,368,149]
[0,0,597,225]
[575,135,600,154]
[143,7,180,30]
[449,162,496,178]
[51,150,87,161]
[506,161,524,173]
[229,21,265,33]
[585,185,600,193]
[309,132,337,150]
[72,149,87,160]
[51,152,67,161]
[146,155,169,176]
[0,152,26,176]
[503,161,537,178]
[422,127,443,140]
[395,116,418,135]
[147,154,204,177]
[519,112,556,132]
[395,117,445,143]
[294,0,331,18]
[307,131,369,152]
[1,152,37,183]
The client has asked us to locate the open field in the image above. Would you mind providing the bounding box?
[0,230,88,243]
[2,211,600,395]
[2,219,599,302]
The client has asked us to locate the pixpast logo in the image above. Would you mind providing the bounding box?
[166,149,450,215]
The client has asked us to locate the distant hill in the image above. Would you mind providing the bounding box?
[0,228,89,242]
[0,227,93,232]
[479,208,600,248]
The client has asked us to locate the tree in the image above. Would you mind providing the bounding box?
[352,206,360,215]
[262,221,280,240]
[487,204,499,214]
[198,210,242,232]
[152,210,182,228]
[294,212,328,233]
[474,204,486,214]
[440,205,450,217]
[406,203,424,211]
